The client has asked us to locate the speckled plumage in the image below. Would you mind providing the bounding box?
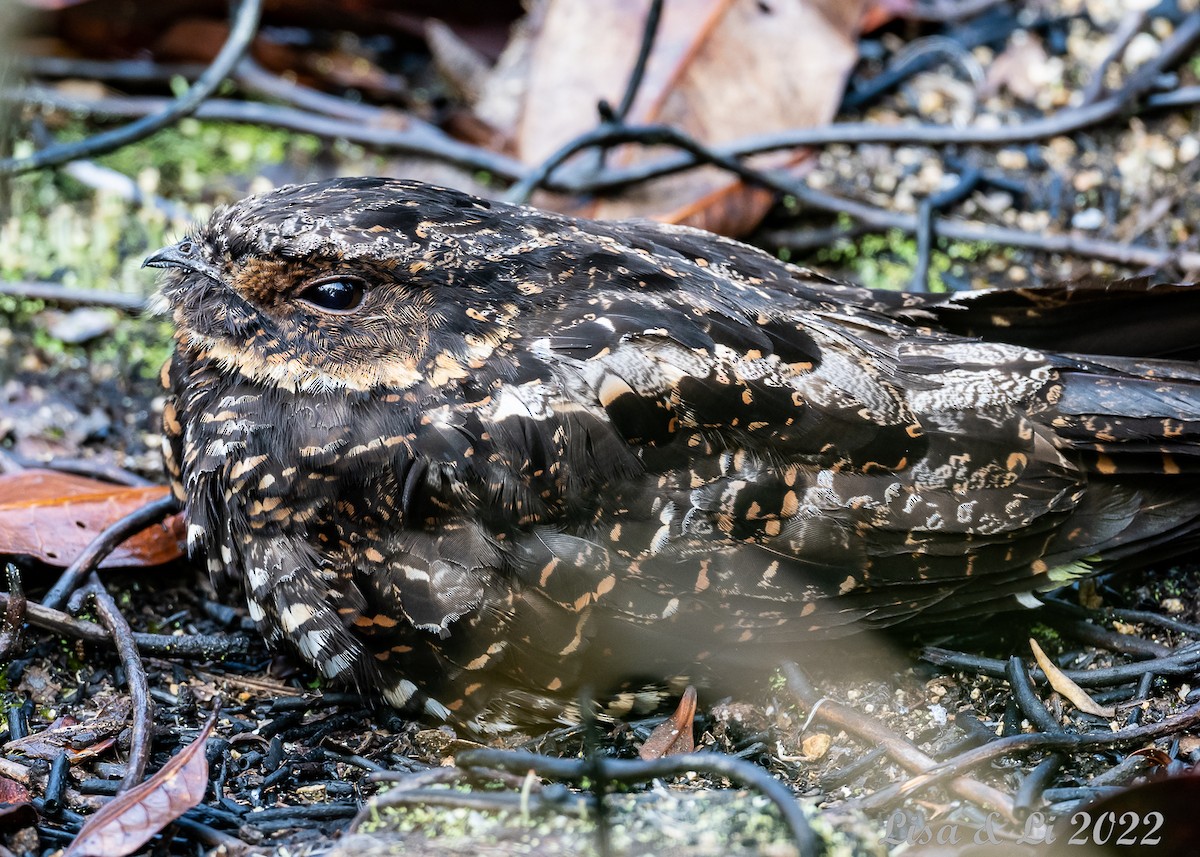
[148,177,1200,733]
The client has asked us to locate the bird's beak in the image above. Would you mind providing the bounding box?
[143,240,222,283]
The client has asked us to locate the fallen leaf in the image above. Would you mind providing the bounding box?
[981,31,1053,105]
[63,710,217,857]
[639,686,696,760]
[477,0,868,236]
[1029,638,1116,719]
[0,470,183,568]
[0,796,37,835]
[1127,747,1174,768]
[0,779,28,805]
[5,696,130,761]
[0,776,36,833]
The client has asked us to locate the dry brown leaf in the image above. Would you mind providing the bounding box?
[0,470,183,568]
[63,710,217,857]
[0,779,29,805]
[1029,638,1117,719]
[5,697,130,761]
[981,31,1051,104]
[477,0,869,236]
[0,776,36,833]
[639,686,697,760]
[1127,746,1174,768]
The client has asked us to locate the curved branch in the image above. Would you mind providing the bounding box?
[0,0,263,176]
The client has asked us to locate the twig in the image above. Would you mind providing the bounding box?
[173,816,249,855]
[0,591,248,658]
[455,748,820,857]
[1107,608,1200,639]
[2,454,155,486]
[41,493,179,611]
[923,644,1200,687]
[782,663,1016,821]
[1082,8,1152,105]
[15,56,208,84]
[766,183,1200,273]
[233,57,399,124]
[539,79,1200,196]
[60,160,193,222]
[0,0,263,175]
[1013,754,1063,818]
[1057,618,1171,659]
[856,699,1200,811]
[1005,656,1062,734]
[844,35,985,112]
[79,574,153,791]
[4,88,526,182]
[911,166,982,291]
[0,280,147,312]
[608,0,663,123]
[910,0,1008,22]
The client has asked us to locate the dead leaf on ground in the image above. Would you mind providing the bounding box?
[1029,638,1117,719]
[0,470,183,568]
[639,685,697,760]
[477,0,873,236]
[62,710,218,857]
[0,776,37,833]
[5,697,131,761]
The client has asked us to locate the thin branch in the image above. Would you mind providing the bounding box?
[857,699,1200,810]
[3,88,526,183]
[766,183,1200,273]
[0,0,264,175]
[1082,7,1153,105]
[783,662,1017,821]
[80,574,153,791]
[0,280,148,313]
[611,0,664,122]
[456,748,820,857]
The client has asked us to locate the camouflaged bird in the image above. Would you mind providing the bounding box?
[147,176,1200,733]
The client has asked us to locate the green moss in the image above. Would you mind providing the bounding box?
[797,216,998,292]
[1029,623,1064,650]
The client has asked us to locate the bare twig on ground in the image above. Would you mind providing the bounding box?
[0,280,147,312]
[783,662,1017,821]
[858,699,1200,810]
[75,573,154,791]
[0,591,248,658]
[0,0,263,176]
[456,747,819,857]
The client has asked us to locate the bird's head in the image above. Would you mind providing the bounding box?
[147,177,522,394]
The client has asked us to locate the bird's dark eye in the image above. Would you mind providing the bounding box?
[297,277,366,313]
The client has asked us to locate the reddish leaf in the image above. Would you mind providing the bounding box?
[0,805,37,835]
[639,686,697,760]
[0,779,28,805]
[63,711,217,857]
[0,471,183,568]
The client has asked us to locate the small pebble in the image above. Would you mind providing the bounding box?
[1071,208,1105,230]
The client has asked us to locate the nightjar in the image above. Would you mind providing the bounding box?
[147,177,1200,733]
